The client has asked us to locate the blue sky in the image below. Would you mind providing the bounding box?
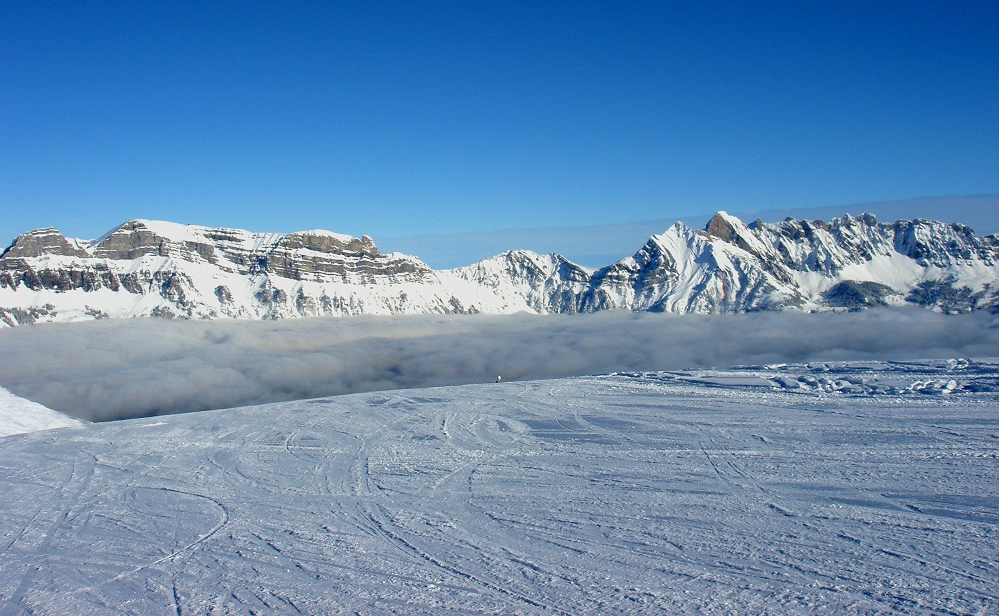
[2,1,997,252]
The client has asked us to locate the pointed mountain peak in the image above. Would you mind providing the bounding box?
[704,211,746,243]
[668,220,693,234]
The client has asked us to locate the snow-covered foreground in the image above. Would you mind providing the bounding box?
[0,386,82,438]
[1,360,997,614]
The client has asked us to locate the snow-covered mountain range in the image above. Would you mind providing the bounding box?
[2,212,997,326]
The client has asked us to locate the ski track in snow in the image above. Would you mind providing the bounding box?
[1,359,998,614]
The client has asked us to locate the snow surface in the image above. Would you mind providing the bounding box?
[1,360,997,614]
[0,386,83,438]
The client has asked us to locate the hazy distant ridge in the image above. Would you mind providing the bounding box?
[1,211,997,326]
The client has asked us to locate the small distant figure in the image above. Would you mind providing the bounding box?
[495,376,502,383]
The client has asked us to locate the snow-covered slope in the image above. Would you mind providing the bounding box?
[1,361,997,613]
[2,212,997,326]
[0,386,83,437]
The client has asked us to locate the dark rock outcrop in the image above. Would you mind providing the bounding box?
[1,228,89,259]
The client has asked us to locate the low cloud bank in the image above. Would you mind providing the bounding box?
[1,308,997,422]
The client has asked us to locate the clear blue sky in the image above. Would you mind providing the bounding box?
[2,1,997,246]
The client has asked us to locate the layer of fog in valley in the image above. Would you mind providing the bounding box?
[1,308,997,422]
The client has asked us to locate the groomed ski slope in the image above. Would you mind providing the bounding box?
[0,386,82,438]
[1,360,997,614]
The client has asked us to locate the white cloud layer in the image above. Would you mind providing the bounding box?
[1,308,996,422]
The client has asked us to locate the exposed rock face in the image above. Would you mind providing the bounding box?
[1,228,90,259]
[1,213,998,327]
[279,231,377,256]
[91,221,184,261]
[260,233,426,283]
[822,281,898,309]
[85,221,426,283]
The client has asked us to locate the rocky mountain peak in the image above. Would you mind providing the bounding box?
[701,211,774,263]
[91,220,220,264]
[1,228,90,260]
[704,212,738,243]
[892,218,999,268]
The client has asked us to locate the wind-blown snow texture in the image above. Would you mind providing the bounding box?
[2,211,997,326]
[0,360,997,614]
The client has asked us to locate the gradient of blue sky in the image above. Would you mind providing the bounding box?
[2,1,997,245]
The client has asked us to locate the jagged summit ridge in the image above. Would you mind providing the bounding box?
[1,213,997,326]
